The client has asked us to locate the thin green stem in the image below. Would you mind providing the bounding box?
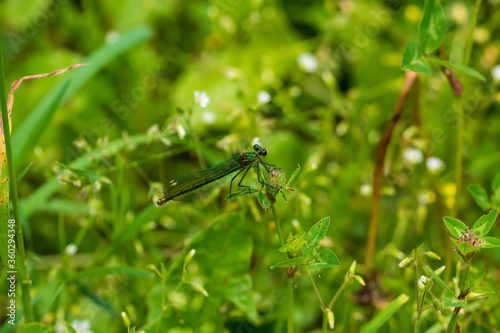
[463,0,482,67]
[271,205,284,246]
[327,277,349,310]
[287,278,294,333]
[0,31,33,322]
[447,260,471,333]
[415,289,427,333]
[307,271,326,311]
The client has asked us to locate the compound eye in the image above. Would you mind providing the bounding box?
[261,150,267,156]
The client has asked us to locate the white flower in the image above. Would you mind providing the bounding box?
[194,91,210,108]
[360,184,372,196]
[176,124,186,140]
[201,110,216,124]
[70,320,93,333]
[492,65,500,83]
[65,244,78,256]
[105,30,119,44]
[403,148,423,164]
[298,52,318,73]
[426,157,445,173]
[252,137,261,146]
[257,91,271,104]
[418,275,428,290]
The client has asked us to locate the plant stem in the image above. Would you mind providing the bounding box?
[288,278,294,333]
[463,0,482,67]
[327,277,349,310]
[413,258,421,333]
[0,31,33,322]
[307,271,326,311]
[415,289,427,333]
[271,204,284,246]
[447,260,471,333]
[365,71,418,276]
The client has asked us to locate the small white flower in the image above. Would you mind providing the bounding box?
[194,91,210,108]
[403,148,423,164]
[201,110,216,124]
[257,91,271,104]
[176,124,186,140]
[492,65,500,83]
[105,30,119,44]
[65,244,78,256]
[298,52,318,73]
[252,137,261,146]
[418,275,428,290]
[70,320,93,333]
[360,184,372,196]
[426,157,445,173]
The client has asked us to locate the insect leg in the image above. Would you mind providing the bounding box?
[229,167,246,194]
[237,165,254,193]
[256,162,279,190]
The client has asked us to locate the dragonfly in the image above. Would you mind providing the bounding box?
[157,144,276,206]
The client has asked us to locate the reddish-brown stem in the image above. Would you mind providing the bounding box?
[364,70,419,277]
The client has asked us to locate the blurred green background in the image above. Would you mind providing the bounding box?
[1,0,500,332]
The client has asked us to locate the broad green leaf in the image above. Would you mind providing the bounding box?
[302,216,330,258]
[12,25,153,168]
[257,191,271,209]
[64,323,78,333]
[270,257,308,269]
[424,266,455,296]
[468,270,486,288]
[401,41,432,75]
[466,184,491,211]
[472,209,498,236]
[482,236,500,249]
[359,294,409,333]
[442,291,466,308]
[469,286,494,295]
[427,58,487,82]
[304,248,340,270]
[18,323,56,333]
[442,216,467,238]
[418,0,445,53]
[16,162,33,184]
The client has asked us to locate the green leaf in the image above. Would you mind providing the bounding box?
[401,41,432,75]
[453,238,480,255]
[225,188,256,200]
[418,0,445,53]
[64,323,78,333]
[492,172,500,203]
[270,257,308,269]
[18,323,56,333]
[67,266,154,282]
[482,236,500,249]
[286,164,301,187]
[424,266,455,296]
[304,248,340,270]
[302,217,330,258]
[469,286,494,295]
[443,216,467,238]
[468,270,486,288]
[12,26,153,169]
[466,184,491,211]
[427,58,487,82]
[16,162,33,184]
[442,290,467,308]
[359,294,409,333]
[472,209,498,237]
[257,191,271,209]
